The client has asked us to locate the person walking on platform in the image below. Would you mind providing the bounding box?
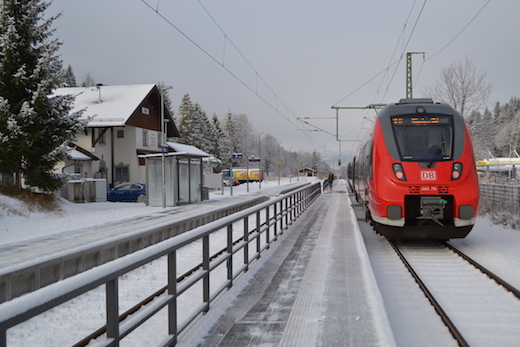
[327,172,335,191]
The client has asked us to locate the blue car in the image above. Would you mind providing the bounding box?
[107,182,146,203]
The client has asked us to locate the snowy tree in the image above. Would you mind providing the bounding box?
[177,94,196,144]
[192,103,212,152]
[80,72,96,87]
[233,114,255,162]
[176,94,212,152]
[467,108,496,159]
[222,111,237,165]
[261,133,279,175]
[424,56,492,117]
[0,0,86,191]
[208,113,226,161]
[467,97,520,160]
[59,64,76,87]
[157,82,175,124]
[491,98,520,157]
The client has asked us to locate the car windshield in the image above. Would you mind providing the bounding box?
[391,114,453,162]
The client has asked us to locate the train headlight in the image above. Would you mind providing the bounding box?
[392,163,407,181]
[451,162,463,180]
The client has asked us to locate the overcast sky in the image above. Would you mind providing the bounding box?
[49,0,519,161]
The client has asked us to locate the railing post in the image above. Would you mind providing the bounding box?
[273,203,278,240]
[106,278,119,345]
[243,216,249,271]
[227,224,233,288]
[297,191,302,216]
[202,235,210,313]
[168,250,177,344]
[256,211,261,259]
[284,197,289,227]
[279,200,284,235]
[290,194,295,224]
[265,207,270,249]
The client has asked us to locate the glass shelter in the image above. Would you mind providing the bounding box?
[142,151,208,207]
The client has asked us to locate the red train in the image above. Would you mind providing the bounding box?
[349,98,479,239]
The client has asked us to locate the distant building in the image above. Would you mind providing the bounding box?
[299,167,316,177]
[53,84,179,187]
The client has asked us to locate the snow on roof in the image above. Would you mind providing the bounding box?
[66,143,99,161]
[53,84,156,127]
[167,142,210,157]
[67,148,92,161]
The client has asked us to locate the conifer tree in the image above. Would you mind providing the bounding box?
[60,64,77,87]
[0,0,86,190]
[192,103,211,152]
[222,111,238,165]
[177,93,195,144]
[209,113,226,161]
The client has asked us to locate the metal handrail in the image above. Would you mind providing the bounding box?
[0,182,321,347]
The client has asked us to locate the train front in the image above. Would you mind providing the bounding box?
[370,99,479,239]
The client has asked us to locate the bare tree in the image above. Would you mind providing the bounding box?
[81,72,96,87]
[424,56,492,117]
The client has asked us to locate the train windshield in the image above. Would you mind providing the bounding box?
[391,115,453,162]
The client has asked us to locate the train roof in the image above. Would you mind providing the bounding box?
[379,98,464,119]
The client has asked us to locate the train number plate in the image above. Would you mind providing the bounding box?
[420,171,437,181]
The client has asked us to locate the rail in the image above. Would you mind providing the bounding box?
[388,240,469,347]
[0,182,321,346]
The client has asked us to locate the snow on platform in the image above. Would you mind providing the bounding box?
[189,182,396,346]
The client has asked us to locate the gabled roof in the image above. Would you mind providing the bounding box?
[66,143,99,161]
[53,84,157,127]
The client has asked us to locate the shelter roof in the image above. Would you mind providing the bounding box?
[167,142,211,157]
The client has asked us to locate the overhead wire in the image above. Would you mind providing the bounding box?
[139,0,321,148]
[334,0,490,108]
[379,0,428,103]
[425,0,491,62]
[372,0,419,104]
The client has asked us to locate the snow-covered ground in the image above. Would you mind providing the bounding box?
[356,203,520,347]
[0,177,313,247]
[2,177,520,346]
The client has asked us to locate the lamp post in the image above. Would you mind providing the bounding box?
[289,147,293,183]
[278,141,282,185]
[161,85,173,208]
[258,132,264,189]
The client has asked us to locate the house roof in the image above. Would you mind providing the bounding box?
[66,143,99,161]
[53,84,157,127]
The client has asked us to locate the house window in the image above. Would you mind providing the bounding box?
[98,129,106,145]
[142,129,148,147]
[117,130,124,138]
[74,165,82,174]
[115,165,129,182]
[158,133,162,148]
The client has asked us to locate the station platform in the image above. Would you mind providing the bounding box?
[191,182,396,346]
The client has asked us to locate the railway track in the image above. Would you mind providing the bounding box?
[389,240,520,347]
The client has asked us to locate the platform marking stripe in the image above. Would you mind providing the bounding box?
[278,194,339,346]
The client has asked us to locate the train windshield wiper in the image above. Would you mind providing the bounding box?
[427,146,442,167]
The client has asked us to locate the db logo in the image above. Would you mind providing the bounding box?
[420,171,437,181]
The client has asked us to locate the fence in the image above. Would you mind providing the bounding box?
[0,196,269,304]
[0,182,321,346]
[479,182,520,218]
